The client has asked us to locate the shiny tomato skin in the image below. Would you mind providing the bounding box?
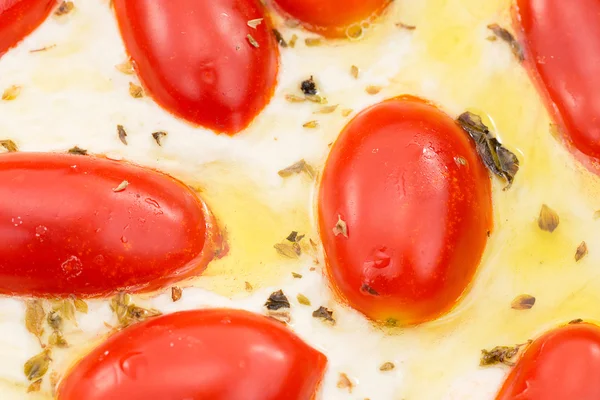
[58,309,327,400]
[0,152,220,297]
[113,0,279,135]
[515,0,600,165]
[270,0,391,38]
[497,323,600,400]
[0,0,55,57]
[318,97,492,325]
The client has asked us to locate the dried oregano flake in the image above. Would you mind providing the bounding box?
[68,146,87,155]
[54,1,74,16]
[379,362,395,371]
[511,294,536,310]
[152,131,167,146]
[171,286,182,302]
[2,85,21,100]
[278,159,315,179]
[129,82,144,98]
[312,306,335,325]
[297,293,311,306]
[265,290,290,310]
[24,350,51,381]
[337,373,354,392]
[538,204,559,233]
[480,342,530,367]
[115,59,135,75]
[575,241,588,262]
[487,24,524,62]
[25,300,45,339]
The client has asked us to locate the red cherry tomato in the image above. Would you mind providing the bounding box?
[318,97,492,325]
[0,0,55,57]
[0,152,221,297]
[515,0,600,168]
[497,323,600,400]
[58,309,327,400]
[113,0,279,135]
[270,0,391,38]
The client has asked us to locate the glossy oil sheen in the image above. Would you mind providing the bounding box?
[516,0,600,163]
[0,152,220,297]
[58,309,327,400]
[497,323,600,400]
[113,0,279,135]
[318,97,492,325]
[0,0,55,57]
[270,0,391,38]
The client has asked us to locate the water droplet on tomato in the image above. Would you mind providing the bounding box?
[119,352,148,380]
[61,256,83,278]
[121,236,128,244]
[144,198,160,208]
[35,225,48,241]
[364,247,391,269]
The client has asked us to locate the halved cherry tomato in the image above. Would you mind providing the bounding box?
[113,0,279,135]
[515,0,600,168]
[269,0,391,38]
[58,308,327,400]
[0,0,55,57]
[0,152,221,297]
[497,322,600,400]
[318,97,492,325]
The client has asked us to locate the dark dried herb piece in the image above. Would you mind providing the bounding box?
[54,1,74,16]
[272,29,288,47]
[569,318,584,324]
[245,281,253,291]
[379,362,395,371]
[265,290,290,310]
[171,286,182,302]
[25,300,45,339]
[312,306,335,324]
[365,85,382,95]
[278,159,316,179]
[117,124,128,145]
[538,204,559,233]
[292,272,303,278]
[115,59,135,75]
[301,76,318,96]
[575,241,588,262]
[286,231,305,243]
[385,318,398,327]
[361,283,379,296]
[27,379,42,393]
[511,294,536,310]
[480,342,529,366]
[152,131,167,146]
[337,372,353,392]
[487,24,524,62]
[47,311,63,331]
[24,350,51,380]
[68,146,87,155]
[0,139,18,152]
[333,215,348,238]
[110,292,161,327]
[457,112,519,189]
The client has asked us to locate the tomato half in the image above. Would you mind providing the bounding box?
[318,97,492,325]
[515,0,600,167]
[0,0,55,57]
[269,0,391,38]
[113,0,279,135]
[497,323,600,400]
[58,309,327,400]
[0,152,221,297]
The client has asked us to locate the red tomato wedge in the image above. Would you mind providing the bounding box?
[318,97,492,325]
[270,0,391,38]
[497,323,600,400]
[0,152,221,297]
[0,0,55,57]
[58,309,327,400]
[113,0,279,135]
[515,0,600,168]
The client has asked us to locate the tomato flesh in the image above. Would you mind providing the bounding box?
[515,0,600,166]
[58,309,327,400]
[270,0,391,38]
[0,152,221,297]
[113,0,279,135]
[497,323,600,400]
[0,0,55,57]
[318,97,492,325]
